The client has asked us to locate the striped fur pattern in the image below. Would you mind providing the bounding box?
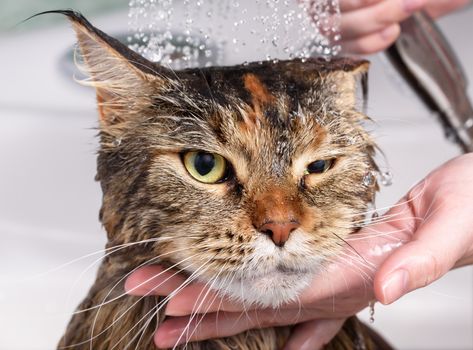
[51,10,388,350]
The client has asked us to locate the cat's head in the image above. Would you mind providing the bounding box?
[65,11,377,307]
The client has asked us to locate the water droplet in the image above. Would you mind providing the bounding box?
[380,170,393,187]
[464,118,473,130]
[369,300,376,323]
[363,171,376,187]
[113,138,122,147]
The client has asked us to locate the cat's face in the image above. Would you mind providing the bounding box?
[67,11,377,307]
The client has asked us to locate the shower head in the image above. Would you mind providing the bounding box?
[386,11,473,153]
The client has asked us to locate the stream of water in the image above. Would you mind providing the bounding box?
[128,0,341,68]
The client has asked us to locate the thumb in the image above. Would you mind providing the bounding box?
[374,202,472,305]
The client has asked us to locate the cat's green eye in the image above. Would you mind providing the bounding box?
[183,151,229,184]
[305,159,334,175]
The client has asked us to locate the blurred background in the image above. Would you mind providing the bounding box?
[0,1,472,349]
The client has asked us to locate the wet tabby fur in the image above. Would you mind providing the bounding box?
[52,10,391,350]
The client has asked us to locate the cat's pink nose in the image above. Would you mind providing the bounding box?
[258,221,300,247]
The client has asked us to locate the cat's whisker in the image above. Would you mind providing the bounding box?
[32,236,183,280]
[121,257,215,350]
[347,213,426,238]
[346,226,416,241]
[293,293,304,325]
[70,265,191,349]
[238,273,253,330]
[186,264,236,344]
[132,299,159,350]
[62,252,199,349]
[423,193,443,222]
[176,260,226,350]
[353,207,417,225]
[331,212,424,233]
[72,246,193,315]
[112,259,213,350]
[134,261,217,350]
[347,180,428,221]
[64,238,193,313]
[325,253,373,280]
[67,255,208,350]
[348,208,412,226]
[229,276,257,332]
[322,256,373,293]
[214,269,238,331]
[322,252,375,289]
[60,249,197,349]
[113,298,161,350]
[88,253,202,346]
[349,211,405,225]
[336,251,376,274]
[328,229,371,268]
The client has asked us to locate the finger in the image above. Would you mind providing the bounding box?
[339,0,384,12]
[375,195,473,304]
[124,265,186,296]
[341,23,400,55]
[283,319,346,350]
[165,282,243,316]
[340,0,427,40]
[155,309,315,348]
[426,0,471,18]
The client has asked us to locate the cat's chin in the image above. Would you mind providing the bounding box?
[216,270,315,308]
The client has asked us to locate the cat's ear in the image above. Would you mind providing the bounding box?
[51,10,171,126]
[327,60,369,112]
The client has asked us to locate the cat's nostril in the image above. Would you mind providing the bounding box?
[261,228,274,238]
[258,221,299,247]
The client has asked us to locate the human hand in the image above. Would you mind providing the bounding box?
[125,153,473,349]
[339,0,471,54]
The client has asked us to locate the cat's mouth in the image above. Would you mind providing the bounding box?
[275,264,303,274]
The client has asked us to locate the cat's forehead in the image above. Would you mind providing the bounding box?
[175,58,367,111]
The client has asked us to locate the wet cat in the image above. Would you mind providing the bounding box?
[51,10,392,350]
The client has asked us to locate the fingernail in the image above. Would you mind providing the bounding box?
[380,269,409,304]
[403,0,424,12]
[155,325,185,348]
[299,338,321,350]
[124,277,152,296]
[380,25,399,41]
[123,278,140,295]
[164,304,178,316]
